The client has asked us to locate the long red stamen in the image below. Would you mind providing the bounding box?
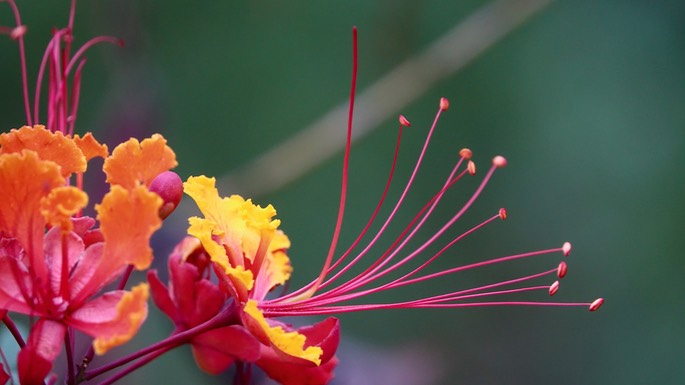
[68,0,77,33]
[265,300,602,317]
[271,245,563,311]
[311,121,403,291]
[4,0,32,124]
[312,149,483,301]
[32,28,120,130]
[65,36,122,75]
[314,102,455,299]
[290,26,357,301]
[68,59,86,136]
[388,246,565,289]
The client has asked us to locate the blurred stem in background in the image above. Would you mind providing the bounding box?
[215,0,551,198]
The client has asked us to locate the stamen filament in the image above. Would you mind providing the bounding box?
[313,159,499,302]
[5,0,32,125]
[65,36,122,75]
[67,59,86,136]
[316,123,404,290]
[264,300,598,317]
[287,27,357,301]
[354,211,505,292]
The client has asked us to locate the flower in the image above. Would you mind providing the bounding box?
[148,95,602,385]
[149,178,340,385]
[0,125,177,384]
[148,237,261,374]
[3,4,604,384]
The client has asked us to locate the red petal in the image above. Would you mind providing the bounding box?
[191,325,260,374]
[298,317,340,365]
[147,269,176,322]
[0,362,9,385]
[43,226,84,296]
[189,279,226,327]
[168,245,200,320]
[18,319,66,385]
[258,347,339,385]
[68,284,149,355]
[0,238,33,314]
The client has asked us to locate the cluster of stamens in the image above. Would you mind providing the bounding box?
[259,95,603,317]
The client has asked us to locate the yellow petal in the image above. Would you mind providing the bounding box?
[184,176,281,264]
[243,300,322,365]
[263,231,292,288]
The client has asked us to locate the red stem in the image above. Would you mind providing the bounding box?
[84,305,238,381]
[2,313,26,348]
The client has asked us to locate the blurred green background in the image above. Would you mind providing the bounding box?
[1,0,684,384]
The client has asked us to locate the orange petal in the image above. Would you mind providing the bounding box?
[103,134,177,189]
[40,186,88,232]
[93,284,149,355]
[0,125,86,177]
[0,151,64,280]
[68,283,149,355]
[97,185,162,270]
[73,132,109,161]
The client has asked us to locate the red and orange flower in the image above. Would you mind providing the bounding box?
[0,125,177,384]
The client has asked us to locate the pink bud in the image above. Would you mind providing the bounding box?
[149,171,183,219]
[399,115,411,127]
[439,97,449,111]
[589,298,604,312]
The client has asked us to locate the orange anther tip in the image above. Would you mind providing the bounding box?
[11,25,27,40]
[549,281,560,296]
[562,242,572,256]
[492,156,507,168]
[498,208,507,220]
[399,115,411,127]
[459,148,472,159]
[467,161,476,175]
[439,97,449,111]
[589,298,604,312]
[557,261,568,279]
